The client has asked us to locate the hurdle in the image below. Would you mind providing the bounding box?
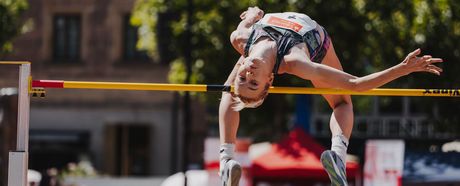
[2,61,460,186]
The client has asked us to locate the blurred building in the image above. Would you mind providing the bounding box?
[309,95,457,138]
[0,0,205,181]
[306,94,458,158]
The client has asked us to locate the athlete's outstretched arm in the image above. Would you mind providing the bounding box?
[287,48,443,91]
[219,56,244,143]
[230,7,264,55]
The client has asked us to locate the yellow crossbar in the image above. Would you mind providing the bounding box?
[31,80,460,97]
[268,87,459,97]
[65,81,208,92]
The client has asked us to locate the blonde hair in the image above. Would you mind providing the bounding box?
[232,83,270,111]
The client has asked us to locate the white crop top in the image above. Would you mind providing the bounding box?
[253,12,318,36]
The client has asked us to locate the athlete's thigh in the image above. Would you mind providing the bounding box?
[311,42,352,108]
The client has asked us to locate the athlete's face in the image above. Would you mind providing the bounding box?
[234,57,274,101]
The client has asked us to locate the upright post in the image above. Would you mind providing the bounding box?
[183,0,193,186]
[8,63,31,186]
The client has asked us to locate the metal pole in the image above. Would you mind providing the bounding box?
[170,92,179,174]
[8,63,31,186]
[16,63,30,155]
[183,0,193,185]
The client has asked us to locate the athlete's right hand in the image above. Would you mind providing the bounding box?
[240,6,264,22]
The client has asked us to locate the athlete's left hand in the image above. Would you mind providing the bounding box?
[399,48,443,75]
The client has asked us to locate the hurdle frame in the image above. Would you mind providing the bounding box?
[1,61,460,186]
[1,62,31,186]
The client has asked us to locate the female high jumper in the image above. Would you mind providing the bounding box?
[219,6,443,186]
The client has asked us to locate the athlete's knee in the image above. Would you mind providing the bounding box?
[331,97,353,110]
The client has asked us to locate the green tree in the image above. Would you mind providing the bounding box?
[0,0,28,56]
[132,0,460,140]
[355,0,460,134]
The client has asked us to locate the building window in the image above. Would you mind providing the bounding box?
[123,14,149,62]
[29,130,90,172]
[104,124,150,176]
[53,15,81,62]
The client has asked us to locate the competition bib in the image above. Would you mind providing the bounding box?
[254,12,317,36]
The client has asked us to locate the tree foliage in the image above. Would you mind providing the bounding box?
[356,0,460,132]
[132,0,460,140]
[0,0,28,56]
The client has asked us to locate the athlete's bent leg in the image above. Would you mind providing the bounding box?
[218,57,244,186]
[312,42,353,186]
[314,42,354,139]
[219,93,242,186]
[219,92,240,162]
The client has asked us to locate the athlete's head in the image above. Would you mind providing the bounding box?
[233,56,274,111]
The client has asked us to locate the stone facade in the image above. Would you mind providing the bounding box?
[0,0,185,177]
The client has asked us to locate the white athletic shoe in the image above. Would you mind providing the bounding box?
[320,150,348,186]
[220,159,242,186]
